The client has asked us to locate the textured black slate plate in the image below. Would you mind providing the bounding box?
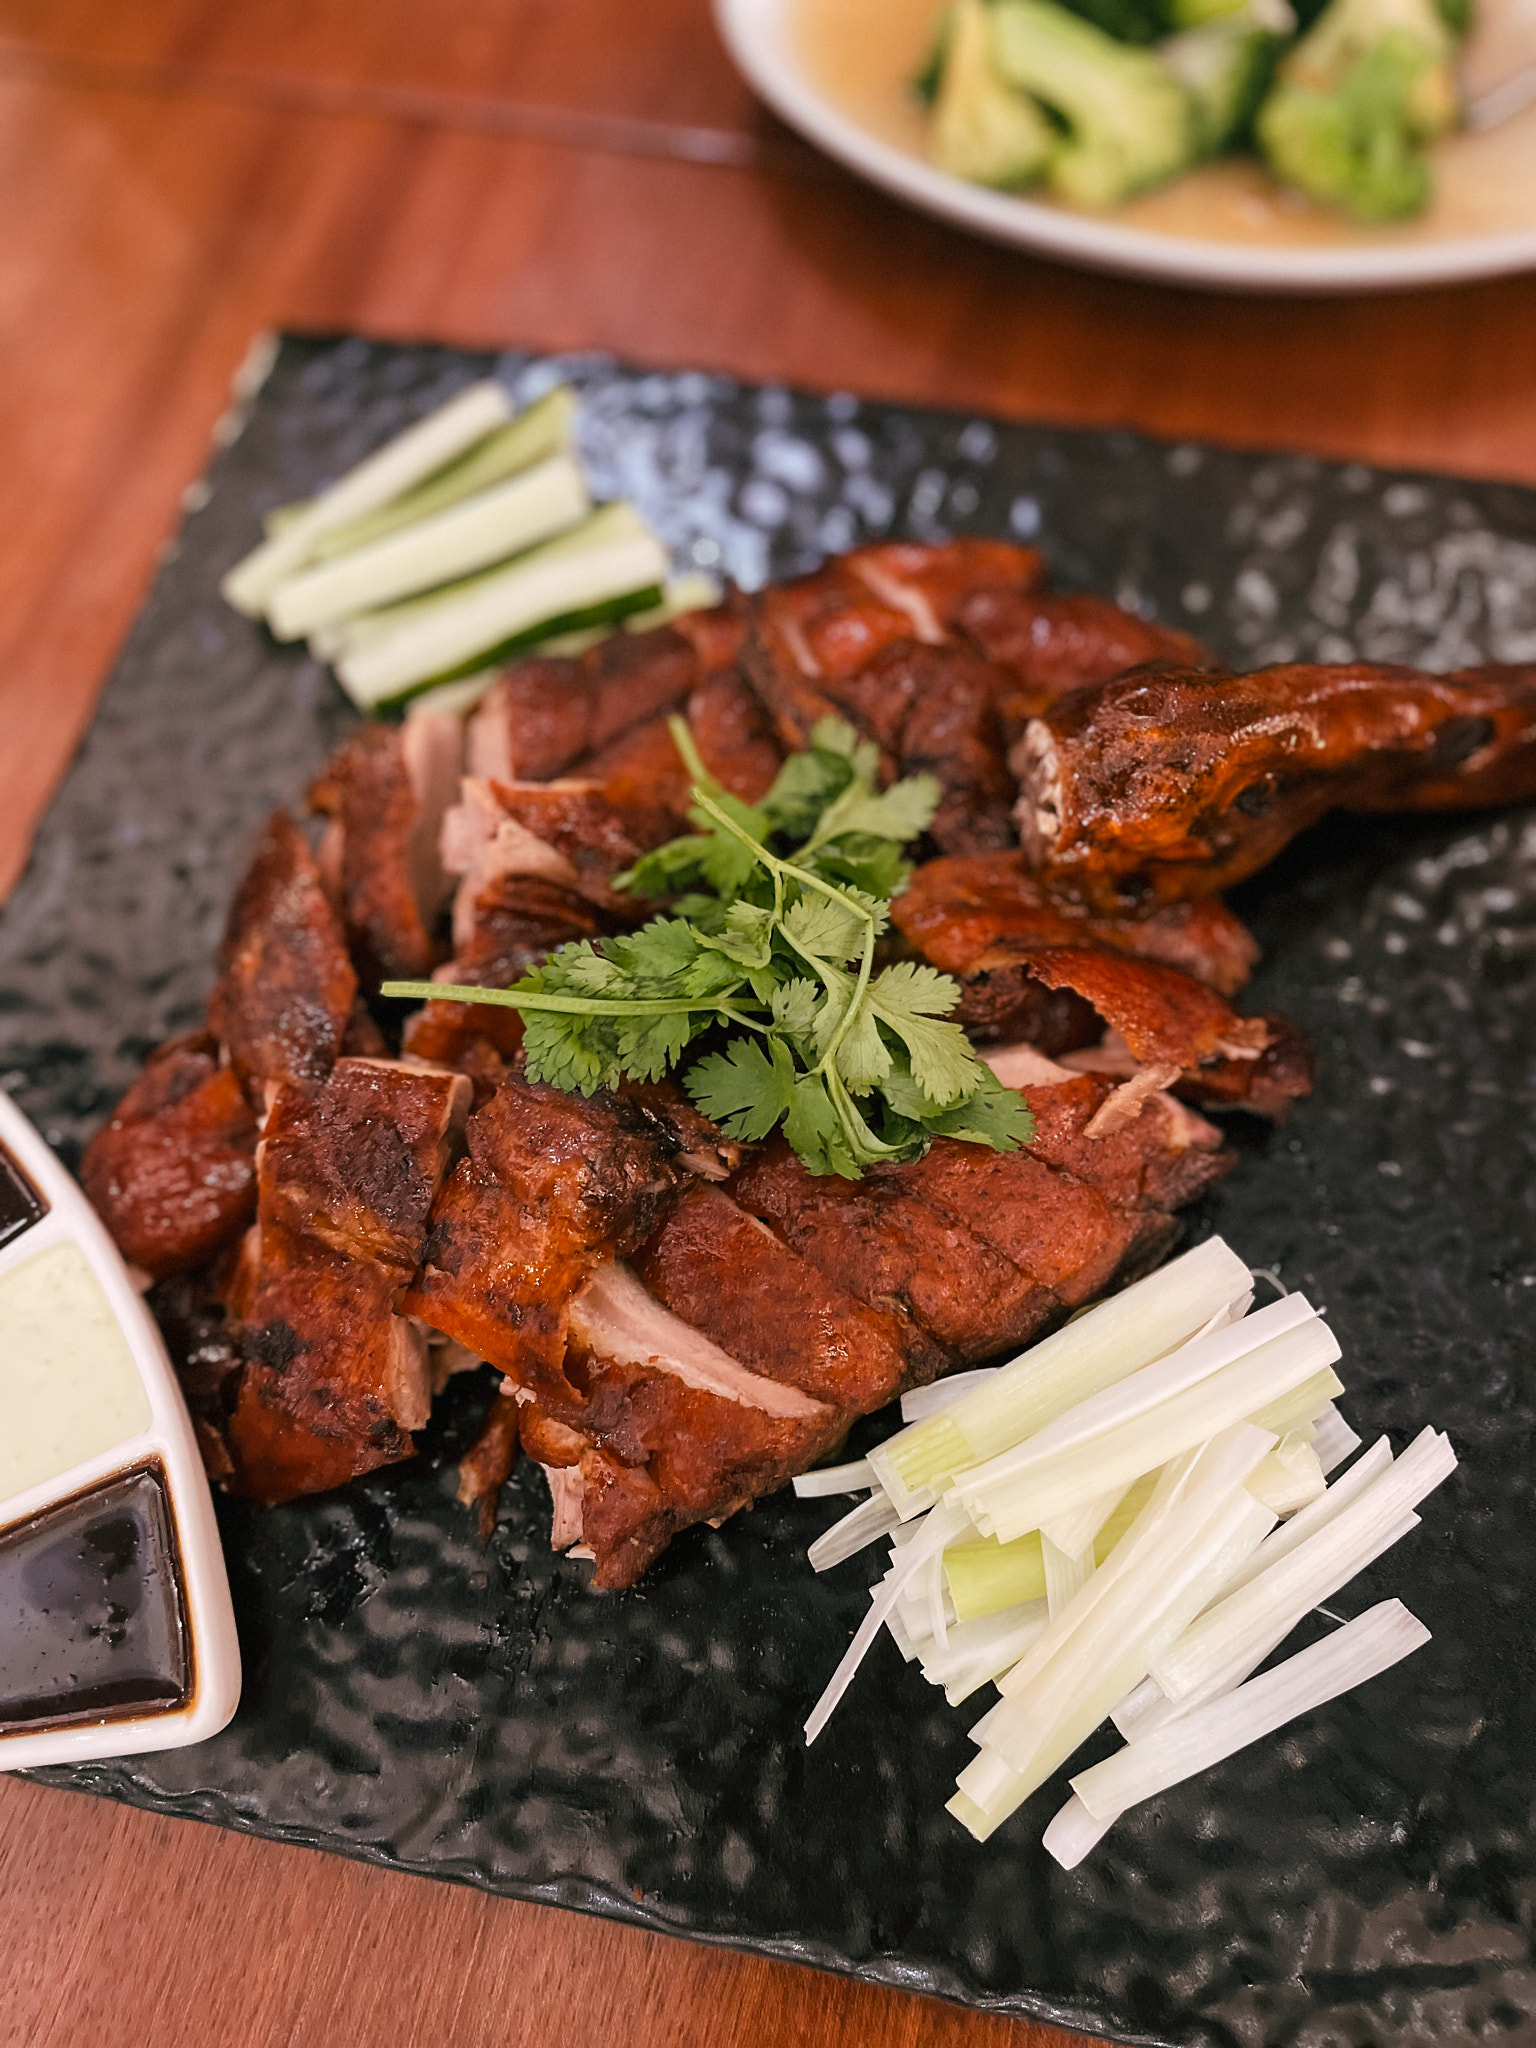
[5,335,1536,2048]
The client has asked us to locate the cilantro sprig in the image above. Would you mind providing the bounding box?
[384,717,1033,1179]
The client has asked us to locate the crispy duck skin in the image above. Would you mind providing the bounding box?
[729,1143,1056,1371]
[207,811,358,1098]
[631,1178,919,1411]
[888,1142,1175,1312]
[573,670,783,817]
[80,1032,258,1280]
[224,1059,471,1503]
[955,590,1213,732]
[401,1076,691,1405]
[846,539,1047,637]
[257,1056,470,1268]
[308,710,461,983]
[225,1224,423,1501]
[1015,659,1536,910]
[465,616,727,783]
[997,1056,1233,1215]
[743,570,1018,856]
[891,851,1260,996]
[1016,947,1312,1122]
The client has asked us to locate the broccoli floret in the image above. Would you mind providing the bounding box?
[1159,5,1291,151]
[1255,0,1460,219]
[989,0,1197,206]
[912,7,956,104]
[1055,0,1171,48]
[931,0,1056,185]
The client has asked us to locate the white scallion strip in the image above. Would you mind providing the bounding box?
[952,1472,1276,1838]
[955,1321,1339,1544]
[869,1238,1255,1518]
[805,1499,972,1744]
[983,1443,1277,1770]
[917,1602,1051,1704]
[900,1368,1002,1425]
[944,1532,1046,1621]
[1109,1446,1398,1741]
[793,1458,877,1499]
[1246,1430,1326,1515]
[266,453,590,639]
[1038,1478,1135,1559]
[1247,1365,1345,1440]
[1042,1534,1095,1618]
[1069,1599,1431,1825]
[807,1492,901,1572]
[222,380,514,615]
[991,1435,1257,1708]
[1312,1401,1363,1476]
[955,1295,1318,1517]
[1041,1793,1115,1870]
[1112,1505,1420,1743]
[1148,1427,1454,1703]
[1222,1435,1393,1596]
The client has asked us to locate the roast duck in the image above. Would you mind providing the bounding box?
[81,540,1536,1586]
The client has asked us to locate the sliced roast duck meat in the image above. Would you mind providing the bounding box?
[308,706,462,982]
[464,605,747,784]
[492,1050,1234,1587]
[889,848,1262,1048]
[79,1032,258,1281]
[400,774,675,1069]
[222,1058,471,1503]
[207,810,360,1099]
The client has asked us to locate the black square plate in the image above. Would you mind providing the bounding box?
[5,335,1535,2047]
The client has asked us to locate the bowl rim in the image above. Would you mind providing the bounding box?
[714,0,1536,295]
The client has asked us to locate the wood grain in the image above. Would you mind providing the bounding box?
[0,1775,1081,2047]
[0,2,1532,2038]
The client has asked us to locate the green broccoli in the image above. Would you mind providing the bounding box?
[931,0,1056,186]
[1159,1,1293,152]
[1055,0,1171,48]
[988,0,1197,207]
[1255,0,1461,219]
[913,7,956,104]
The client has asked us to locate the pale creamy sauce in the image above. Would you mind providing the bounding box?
[792,0,1536,247]
[0,1242,151,1506]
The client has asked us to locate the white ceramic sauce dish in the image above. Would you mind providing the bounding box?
[0,1088,240,1771]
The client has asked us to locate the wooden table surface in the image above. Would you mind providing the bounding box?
[1,4,1533,2040]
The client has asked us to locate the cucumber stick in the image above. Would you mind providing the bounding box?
[259,388,576,551]
[222,379,513,617]
[335,504,669,709]
[265,453,590,640]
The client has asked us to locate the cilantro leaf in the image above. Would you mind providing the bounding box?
[805,771,942,854]
[919,1065,1036,1151]
[867,961,973,1107]
[780,890,870,967]
[770,977,821,1045]
[685,1036,800,1142]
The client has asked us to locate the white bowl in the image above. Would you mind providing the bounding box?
[715,0,1536,293]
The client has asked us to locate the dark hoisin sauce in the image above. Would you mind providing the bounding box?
[0,1466,190,1730]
